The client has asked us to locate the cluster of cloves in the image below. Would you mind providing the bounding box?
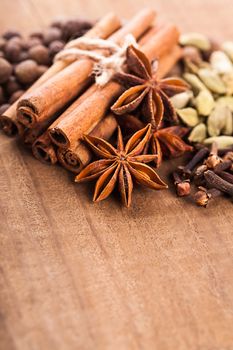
[173,142,233,206]
[0,18,92,115]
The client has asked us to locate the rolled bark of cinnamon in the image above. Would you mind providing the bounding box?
[31,81,95,164]
[32,133,57,165]
[32,9,157,164]
[49,23,179,149]
[16,8,156,129]
[157,45,183,78]
[57,113,117,172]
[0,13,121,136]
[54,26,180,173]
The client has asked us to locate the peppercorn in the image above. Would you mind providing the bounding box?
[2,30,21,40]
[28,44,50,65]
[0,86,5,104]
[0,57,13,83]
[37,65,48,77]
[15,59,39,84]
[0,103,10,115]
[18,50,29,62]
[49,40,65,57]
[61,19,92,41]
[0,37,6,50]
[29,31,44,40]
[9,89,24,104]
[62,20,91,41]
[25,37,42,49]
[4,40,21,63]
[50,18,64,29]
[43,27,62,45]
[5,76,21,96]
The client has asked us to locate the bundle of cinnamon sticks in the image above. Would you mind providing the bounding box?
[0,8,183,173]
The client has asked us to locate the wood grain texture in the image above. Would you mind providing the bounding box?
[0,1,233,349]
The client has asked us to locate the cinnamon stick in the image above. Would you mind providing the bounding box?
[54,26,180,173]
[57,113,117,172]
[32,133,57,165]
[49,23,179,148]
[16,9,156,129]
[31,82,95,164]
[157,45,183,78]
[0,13,121,136]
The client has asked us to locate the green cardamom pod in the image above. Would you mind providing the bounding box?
[176,107,199,127]
[222,107,233,135]
[183,73,207,94]
[217,96,233,111]
[222,41,233,62]
[207,105,230,136]
[198,68,226,94]
[204,136,233,149]
[210,51,233,74]
[195,90,215,116]
[188,123,207,143]
[221,72,233,95]
[179,32,211,51]
[170,90,193,109]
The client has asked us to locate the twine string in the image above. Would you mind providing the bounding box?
[54,34,138,86]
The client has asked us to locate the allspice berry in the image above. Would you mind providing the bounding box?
[49,40,64,57]
[4,40,22,63]
[18,50,29,62]
[0,57,13,83]
[43,27,62,45]
[29,31,44,40]
[15,59,39,84]
[37,65,48,77]
[0,37,6,50]
[9,89,24,104]
[5,76,21,95]
[62,20,92,41]
[0,86,5,104]
[25,37,42,49]
[2,30,21,40]
[50,18,64,29]
[28,44,50,65]
[0,103,10,115]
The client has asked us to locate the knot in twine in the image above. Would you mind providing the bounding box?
[54,34,138,86]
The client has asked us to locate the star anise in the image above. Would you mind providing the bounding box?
[75,124,168,207]
[117,114,193,168]
[111,45,189,129]
[149,126,193,167]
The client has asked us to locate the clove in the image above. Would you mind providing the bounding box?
[218,171,233,185]
[214,160,232,173]
[173,172,191,197]
[204,170,233,196]
[194,186,222,207]
[205,141,222,169]
[178,147,209,176]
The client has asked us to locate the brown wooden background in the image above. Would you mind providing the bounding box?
[1,1,233,349]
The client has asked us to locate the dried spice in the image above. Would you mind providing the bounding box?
[75,124,168,207]
[173,172,191,197]
[174,35,233,152]
[150,125,193,167]
[111,45,188,128]
[188,123,206,143]
[179,32,211,51]
[173,143,233,206]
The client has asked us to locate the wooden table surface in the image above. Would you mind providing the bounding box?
[1,1,233,349]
